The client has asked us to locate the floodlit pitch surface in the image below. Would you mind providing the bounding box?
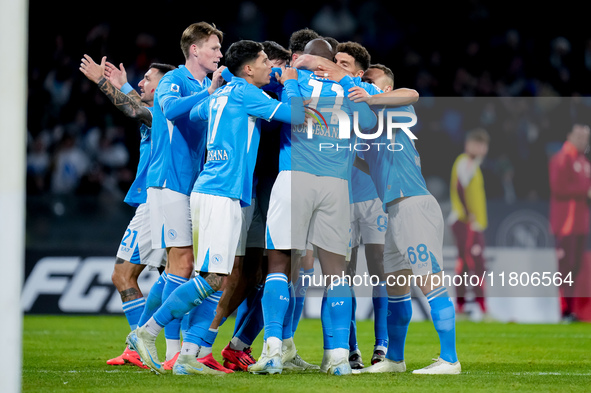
[23,316,591,392]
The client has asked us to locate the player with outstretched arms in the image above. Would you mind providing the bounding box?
[80,55,173,368]
[128,39,305,375]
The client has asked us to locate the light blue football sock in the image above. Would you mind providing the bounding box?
[321,288,334,350]
[386,293,412,362]
[292,268,313,335]
[233,283,263,336]
[138,272,167,326]
[282,283,296,340]
[325,278,352,350]
[236,285,264,346]
[152,275,213,328]
[122,297,146,330]
[427,287,458,363]
[262,273,289,340]
[372,281,389,349]
[162,273,188,340]
[183,291,222,345]
[349,286,358,352]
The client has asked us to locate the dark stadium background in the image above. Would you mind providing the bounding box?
[24,0,591,317]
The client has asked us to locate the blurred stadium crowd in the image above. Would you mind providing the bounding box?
[26,0,591,203]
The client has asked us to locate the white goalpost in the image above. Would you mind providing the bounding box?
[0,0,28,392]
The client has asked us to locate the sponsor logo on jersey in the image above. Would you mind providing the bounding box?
[207,149,229,161]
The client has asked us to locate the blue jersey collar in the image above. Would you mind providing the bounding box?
[178,65,206,86]
[229,76,248,85]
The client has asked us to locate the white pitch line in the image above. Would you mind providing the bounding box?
[462,371,591,376]
[26,369,145,374]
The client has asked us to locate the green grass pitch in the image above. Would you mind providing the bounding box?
[23,316,591,392]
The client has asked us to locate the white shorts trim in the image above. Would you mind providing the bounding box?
[191,192,242,275]
[350,197,388,248]
[383,195,444,276]
[116,203,167,269]
[148,187,192,248]
[265,171,292,250]
[266,171,350,256]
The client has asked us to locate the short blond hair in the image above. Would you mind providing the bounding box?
[180,22,223,59]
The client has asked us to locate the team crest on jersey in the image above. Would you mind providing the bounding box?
[212,254,223,265]
[170,84,180,93]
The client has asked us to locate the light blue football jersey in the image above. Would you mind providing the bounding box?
[348,79,381,204]
[350,165,379,203]
[146,65,211,195]
[124,107,154,207]
[279,70,377,180]
[353,77,382,96]
[190,76,303,207]
[361,105,430,212]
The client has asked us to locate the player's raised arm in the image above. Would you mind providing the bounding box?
[105,61,142,106]
[338,75,377,131]
[269,67,305,125]
[352,64,419,106]
[105,61,128,89]
[158,73,213,122]
[292,54,346,77]
[350,87,419,106]
[80,54,152,126]
[311,60,349,83]
[208,65,226,95]
[189,96,212,123]
[80,54,106,84]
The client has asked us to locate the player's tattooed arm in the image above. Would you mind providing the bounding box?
[97,77,152,127]
[127,89,143,107]
[104,61,142,107]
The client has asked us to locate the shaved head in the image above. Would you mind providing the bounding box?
[303,38,334,60]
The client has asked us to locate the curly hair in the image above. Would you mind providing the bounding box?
[288,28,320,54]
[336,41,371,72]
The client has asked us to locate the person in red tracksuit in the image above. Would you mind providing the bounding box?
[549,123,591,322]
